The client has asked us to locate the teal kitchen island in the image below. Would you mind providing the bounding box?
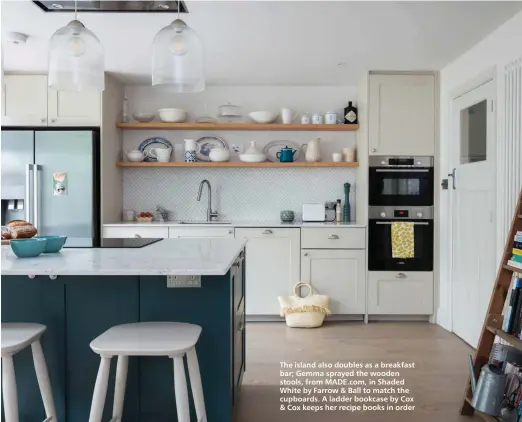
[1,238,246,422]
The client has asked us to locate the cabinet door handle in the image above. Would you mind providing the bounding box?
[372,148,377,153]
[228,229,233,234]
[303,252,308,256]
[40,117,46,123]
[328,234,339,240]
[134,234,142,238]
[51,118,57,123]
[395,273,406,279]
[262,229,273,235]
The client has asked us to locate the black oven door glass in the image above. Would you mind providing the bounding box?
[368,219,434,271]
[369,168,434,206]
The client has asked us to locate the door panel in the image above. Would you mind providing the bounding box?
[235,228,300,316]
[451,80,496,348]
[1,131,34,223]
[48,90,101,126]
[2,75,48,126]
[369,74,435,155]
[35,131,94,246]
[301,249,365,314]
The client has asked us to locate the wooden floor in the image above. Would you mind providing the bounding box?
[236,321,482,422]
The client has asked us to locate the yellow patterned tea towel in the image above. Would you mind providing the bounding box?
[391,222,414,258]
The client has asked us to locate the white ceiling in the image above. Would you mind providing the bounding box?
[2,0,522,86]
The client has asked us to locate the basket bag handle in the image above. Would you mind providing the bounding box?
[293,281,314,298]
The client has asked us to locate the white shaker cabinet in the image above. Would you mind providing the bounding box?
[169,227,234,238]
[103,226,169,238]
[48,89,101,126]
[368,271,433,315]
[301,249,365,315]
[235,228,300,316]
[2,75,48,126]
[368,74,435,156]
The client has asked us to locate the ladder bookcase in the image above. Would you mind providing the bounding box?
[462,189,522,421]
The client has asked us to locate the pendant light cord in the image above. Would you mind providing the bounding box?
[177,0,180,19]
[74,0,78,20]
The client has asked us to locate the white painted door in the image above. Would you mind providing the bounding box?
[235,228,300,316]
[301,249,365,314]
[368,74,435,156]
[2,75,48,126]
[451,80,496,348]
[48,90,101,126]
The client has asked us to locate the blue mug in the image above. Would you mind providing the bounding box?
[276,146,297,162]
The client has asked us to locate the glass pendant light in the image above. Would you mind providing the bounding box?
[152,0,204,92]
[48,0,104,91]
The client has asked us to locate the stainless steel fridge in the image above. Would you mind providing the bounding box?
[1,129,100,247]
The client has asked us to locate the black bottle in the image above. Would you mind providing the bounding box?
[344,101,358,124]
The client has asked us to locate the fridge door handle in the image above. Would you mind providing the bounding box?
[33,165,41,230]
[25,164,33,223]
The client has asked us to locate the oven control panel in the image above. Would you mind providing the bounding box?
[370,206,434,220]
[369,155,434,168]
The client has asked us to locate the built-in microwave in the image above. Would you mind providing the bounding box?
[368,206,434,272]
[369,156,434,207]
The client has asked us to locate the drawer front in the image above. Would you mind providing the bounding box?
[103,226,169,238]
[168,227,234,238]
[301,227,365,249]
[368,271,433,315]
[234,227,299,239]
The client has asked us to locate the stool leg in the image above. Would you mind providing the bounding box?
[186,348,207,422]
[2,355,19,422]
[31,340,58,422]
[172,356,190,422]
[89,356,112,422]
[112,355,128,422]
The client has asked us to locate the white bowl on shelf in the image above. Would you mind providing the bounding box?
[248,111,279,124]
[158,108,187,123]
[132,112,155,123]
[239,153,266,163]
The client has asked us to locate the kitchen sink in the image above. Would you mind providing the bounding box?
[178,221,231,225]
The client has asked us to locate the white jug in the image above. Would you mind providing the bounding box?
[302,138,322,162]
[148,147,172,162]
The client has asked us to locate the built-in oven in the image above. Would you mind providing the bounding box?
[368,206,434,271]
[369,156,434,206]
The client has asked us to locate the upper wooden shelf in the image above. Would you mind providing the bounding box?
[485,325,522,351]
[115,122,359,131]
[116,161,359,168]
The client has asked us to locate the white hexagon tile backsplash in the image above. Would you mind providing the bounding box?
[123,168,357,222]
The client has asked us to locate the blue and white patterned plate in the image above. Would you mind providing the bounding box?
[138,137,173,162]
[196,136,227,162]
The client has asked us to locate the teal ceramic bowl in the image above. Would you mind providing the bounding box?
[35,236,67,253]
[10,238,47,258]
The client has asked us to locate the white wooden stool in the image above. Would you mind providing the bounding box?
[1,323,58,422]
[88,322,207,422]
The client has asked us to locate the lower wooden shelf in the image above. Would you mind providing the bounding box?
[485,325,522,351]
[116,161,359,168]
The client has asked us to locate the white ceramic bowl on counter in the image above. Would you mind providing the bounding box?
[158,108,187,123]
[248,111,279,124]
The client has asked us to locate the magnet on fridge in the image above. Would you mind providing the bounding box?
[53,173,68,196]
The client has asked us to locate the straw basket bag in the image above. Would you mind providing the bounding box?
[278,282,332,328]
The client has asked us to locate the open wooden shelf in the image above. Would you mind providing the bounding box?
[503,263,522,273]
[485,326,522,351]
[116,161,359,168]
[116,122,359,131]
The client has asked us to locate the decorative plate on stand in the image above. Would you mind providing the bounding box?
[138,137,172,162]
[196,136,227,162]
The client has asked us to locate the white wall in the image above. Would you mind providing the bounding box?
[120,85,364,222]
[438,11,522,330]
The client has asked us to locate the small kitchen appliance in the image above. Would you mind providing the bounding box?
[369,156,434,207]
[302,204,325,222]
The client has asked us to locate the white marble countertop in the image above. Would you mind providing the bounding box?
[104,220,367,228]
[1,238,247,276]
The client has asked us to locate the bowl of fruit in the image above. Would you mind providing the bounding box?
[136,212,153,222]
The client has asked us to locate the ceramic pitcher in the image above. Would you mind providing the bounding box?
[302,138,322,162]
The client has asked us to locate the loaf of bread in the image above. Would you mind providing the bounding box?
[7,220,37,239]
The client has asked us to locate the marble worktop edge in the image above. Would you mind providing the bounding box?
[1,238,247,276]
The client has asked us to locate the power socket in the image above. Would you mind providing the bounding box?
[167,275,201,288]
